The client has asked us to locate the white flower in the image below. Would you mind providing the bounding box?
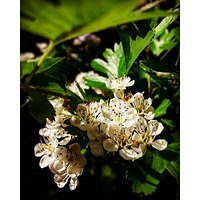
[49,98,72,126]
[34,136,58,168]
[39,118,73,145]
[119,145,144,161]
[129,92,154,120]
[105,77,135,98]
[20,52,35,61]
[102,98,137,128]
[134,117,167,151]
[50,143,87,190]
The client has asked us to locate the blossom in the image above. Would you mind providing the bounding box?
[134,117,167,151]
[34,136,58,168]
[105,77,135,98]
[39,118,73,145]
[101,98,137,128]
[49,143,87,190]
[49,98,72,126]
[129,92,155,120]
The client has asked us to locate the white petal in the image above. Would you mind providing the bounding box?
[143,98,152,109]
[34,143,46,157]
[156,122,164,135]
[67,163,83,175]
[53,160,66,173]
[114,89,124,99]
[69,143,81,154]
[75,155,87,167]
[89,140,104,156]
[59,136,72,145]
[70,116,82,127]
[76,104,89,120]
[78,122,87,131]
[152,139,168,151]
[54,174,69,188]
[53,146,69,160]
[148,120,164,135]
[144,106,155,120]
[69,177,79,191]
[119,147,143,161]
[39,155,52,168]
[103,138,118,152]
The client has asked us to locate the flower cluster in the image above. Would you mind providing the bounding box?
[34,98,87,190]
[71,77,167,161]
[34,77,167,190]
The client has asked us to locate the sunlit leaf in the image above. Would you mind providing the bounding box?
[153,8,179,39]
[84,76,109,90]
[150,28,180,57]
[155,98,171,117]
[21,0,176,46]
[126,30,155,73]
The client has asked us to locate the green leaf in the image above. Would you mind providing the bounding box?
[126,30,155,74]
[29,92,55,123]
[150,28,180,57]
[21,57,65,81]
[131,152,166,196]
[20,61,36,80]
[155,98,171,117]
[30,57,68,91]
[153,9,179,39]
[84,75,109,90]
[21,0,175,45]
[36,57,65,74]
[91,59,111,76]
[164,160,180,183]
[161,118,175,129]
[132,179,157,195]
[91,42,126,78]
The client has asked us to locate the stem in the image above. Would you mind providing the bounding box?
[37,40,55,67]
[147,74,151,95]
[24,41,55,87]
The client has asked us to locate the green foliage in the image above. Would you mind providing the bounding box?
[153,9,179,39]
[20,61,36,80]
[29,92,55,123]
[155,98,171,117]
[150,27,180,58]
[21,57,64,80]
[21,0,176,46]
[127,151,166,195]
[91,43,126,78]
[84,74,109,90]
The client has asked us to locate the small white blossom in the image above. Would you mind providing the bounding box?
[49,143,87,190]
[134,117,167,151]
[34,136,58,168]
[129,92,154,120]
[105,77,135,98]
